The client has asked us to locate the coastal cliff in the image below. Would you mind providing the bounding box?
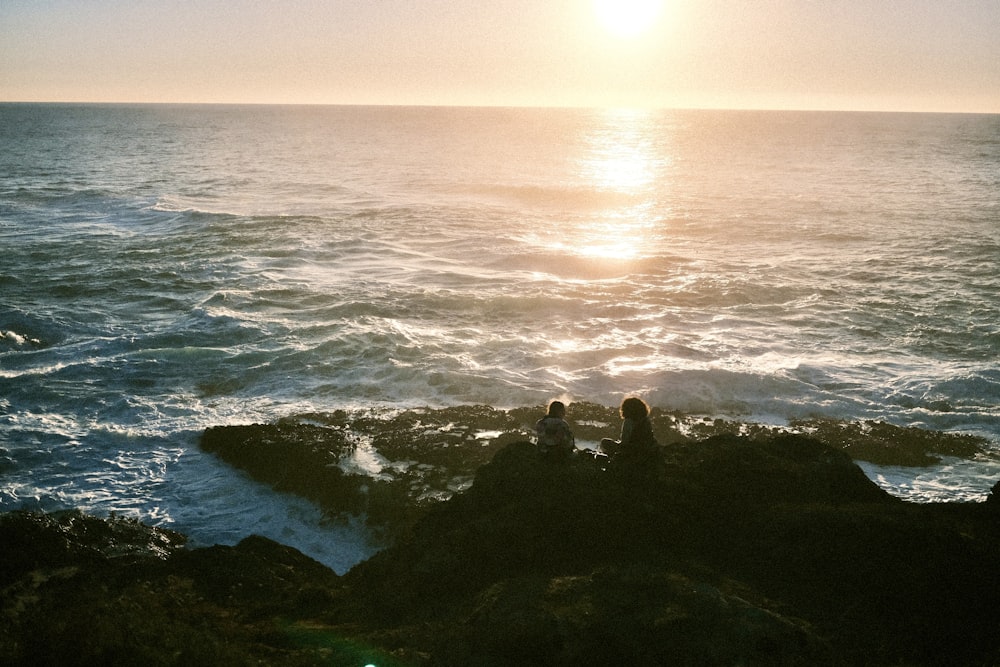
[2,405,999,665]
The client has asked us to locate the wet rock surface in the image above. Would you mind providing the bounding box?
[4,406,1000,666]
[199,403,993,535]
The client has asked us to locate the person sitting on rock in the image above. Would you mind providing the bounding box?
[534,400,575,460]
[600,396,658,466]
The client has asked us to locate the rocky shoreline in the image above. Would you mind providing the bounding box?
[3,404,1000,665]
[199,403,993,535]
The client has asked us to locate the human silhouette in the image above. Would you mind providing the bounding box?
[534,400,575,461]
[600,396,657,465]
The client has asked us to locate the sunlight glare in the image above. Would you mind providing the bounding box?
[575,206,655,260]
[593,0,664,38]
[582,109,657,192]
[586,144,654,192]
[573,109,663,261]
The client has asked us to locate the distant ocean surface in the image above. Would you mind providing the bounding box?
[2,104,998,570]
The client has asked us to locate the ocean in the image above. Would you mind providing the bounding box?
[1,103,998,571]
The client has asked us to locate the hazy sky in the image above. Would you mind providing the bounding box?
[2,0,998,112]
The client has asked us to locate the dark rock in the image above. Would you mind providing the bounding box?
[334,437,1000,665]
[199,408,994,545]
[200,422,361,510]
[0,512,354,666]
[5,427,1000,666]
[200,407,532,535]
[452,568,827,667]
[0,509,185,586]
[786,417,989,466]
[986,478,1000,508]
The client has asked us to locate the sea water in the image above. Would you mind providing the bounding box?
[1,104,998,570]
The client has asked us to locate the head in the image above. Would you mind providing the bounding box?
[547,400,567,418]
[619,396,649,420]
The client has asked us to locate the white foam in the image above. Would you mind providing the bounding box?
[4,105,999,567]
[858,458,1000,503]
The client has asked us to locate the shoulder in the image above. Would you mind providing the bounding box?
[634,416,653,431]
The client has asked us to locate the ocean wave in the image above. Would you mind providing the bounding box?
[454,182,649,210]
[3,104,999,567]
[0,329,42,349]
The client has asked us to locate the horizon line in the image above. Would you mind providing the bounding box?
[2,99,998,116]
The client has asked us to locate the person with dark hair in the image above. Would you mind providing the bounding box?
[600,396,657,464]
[534,400,575,460]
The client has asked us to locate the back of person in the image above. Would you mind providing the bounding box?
[622,415,656,452]
[608,397,660,473]
[535,415,574,458]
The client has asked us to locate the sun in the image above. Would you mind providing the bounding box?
[593,0,664,38]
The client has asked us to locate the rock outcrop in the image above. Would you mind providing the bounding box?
[199,403,993,536]
[333,436,1000,665]
[3,425,1000,666]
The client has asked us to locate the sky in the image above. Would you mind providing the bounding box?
[2,0,999,112]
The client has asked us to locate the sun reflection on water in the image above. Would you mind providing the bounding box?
[575,108,668,261]
[575,203,658,260]
[582,111,658,193]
